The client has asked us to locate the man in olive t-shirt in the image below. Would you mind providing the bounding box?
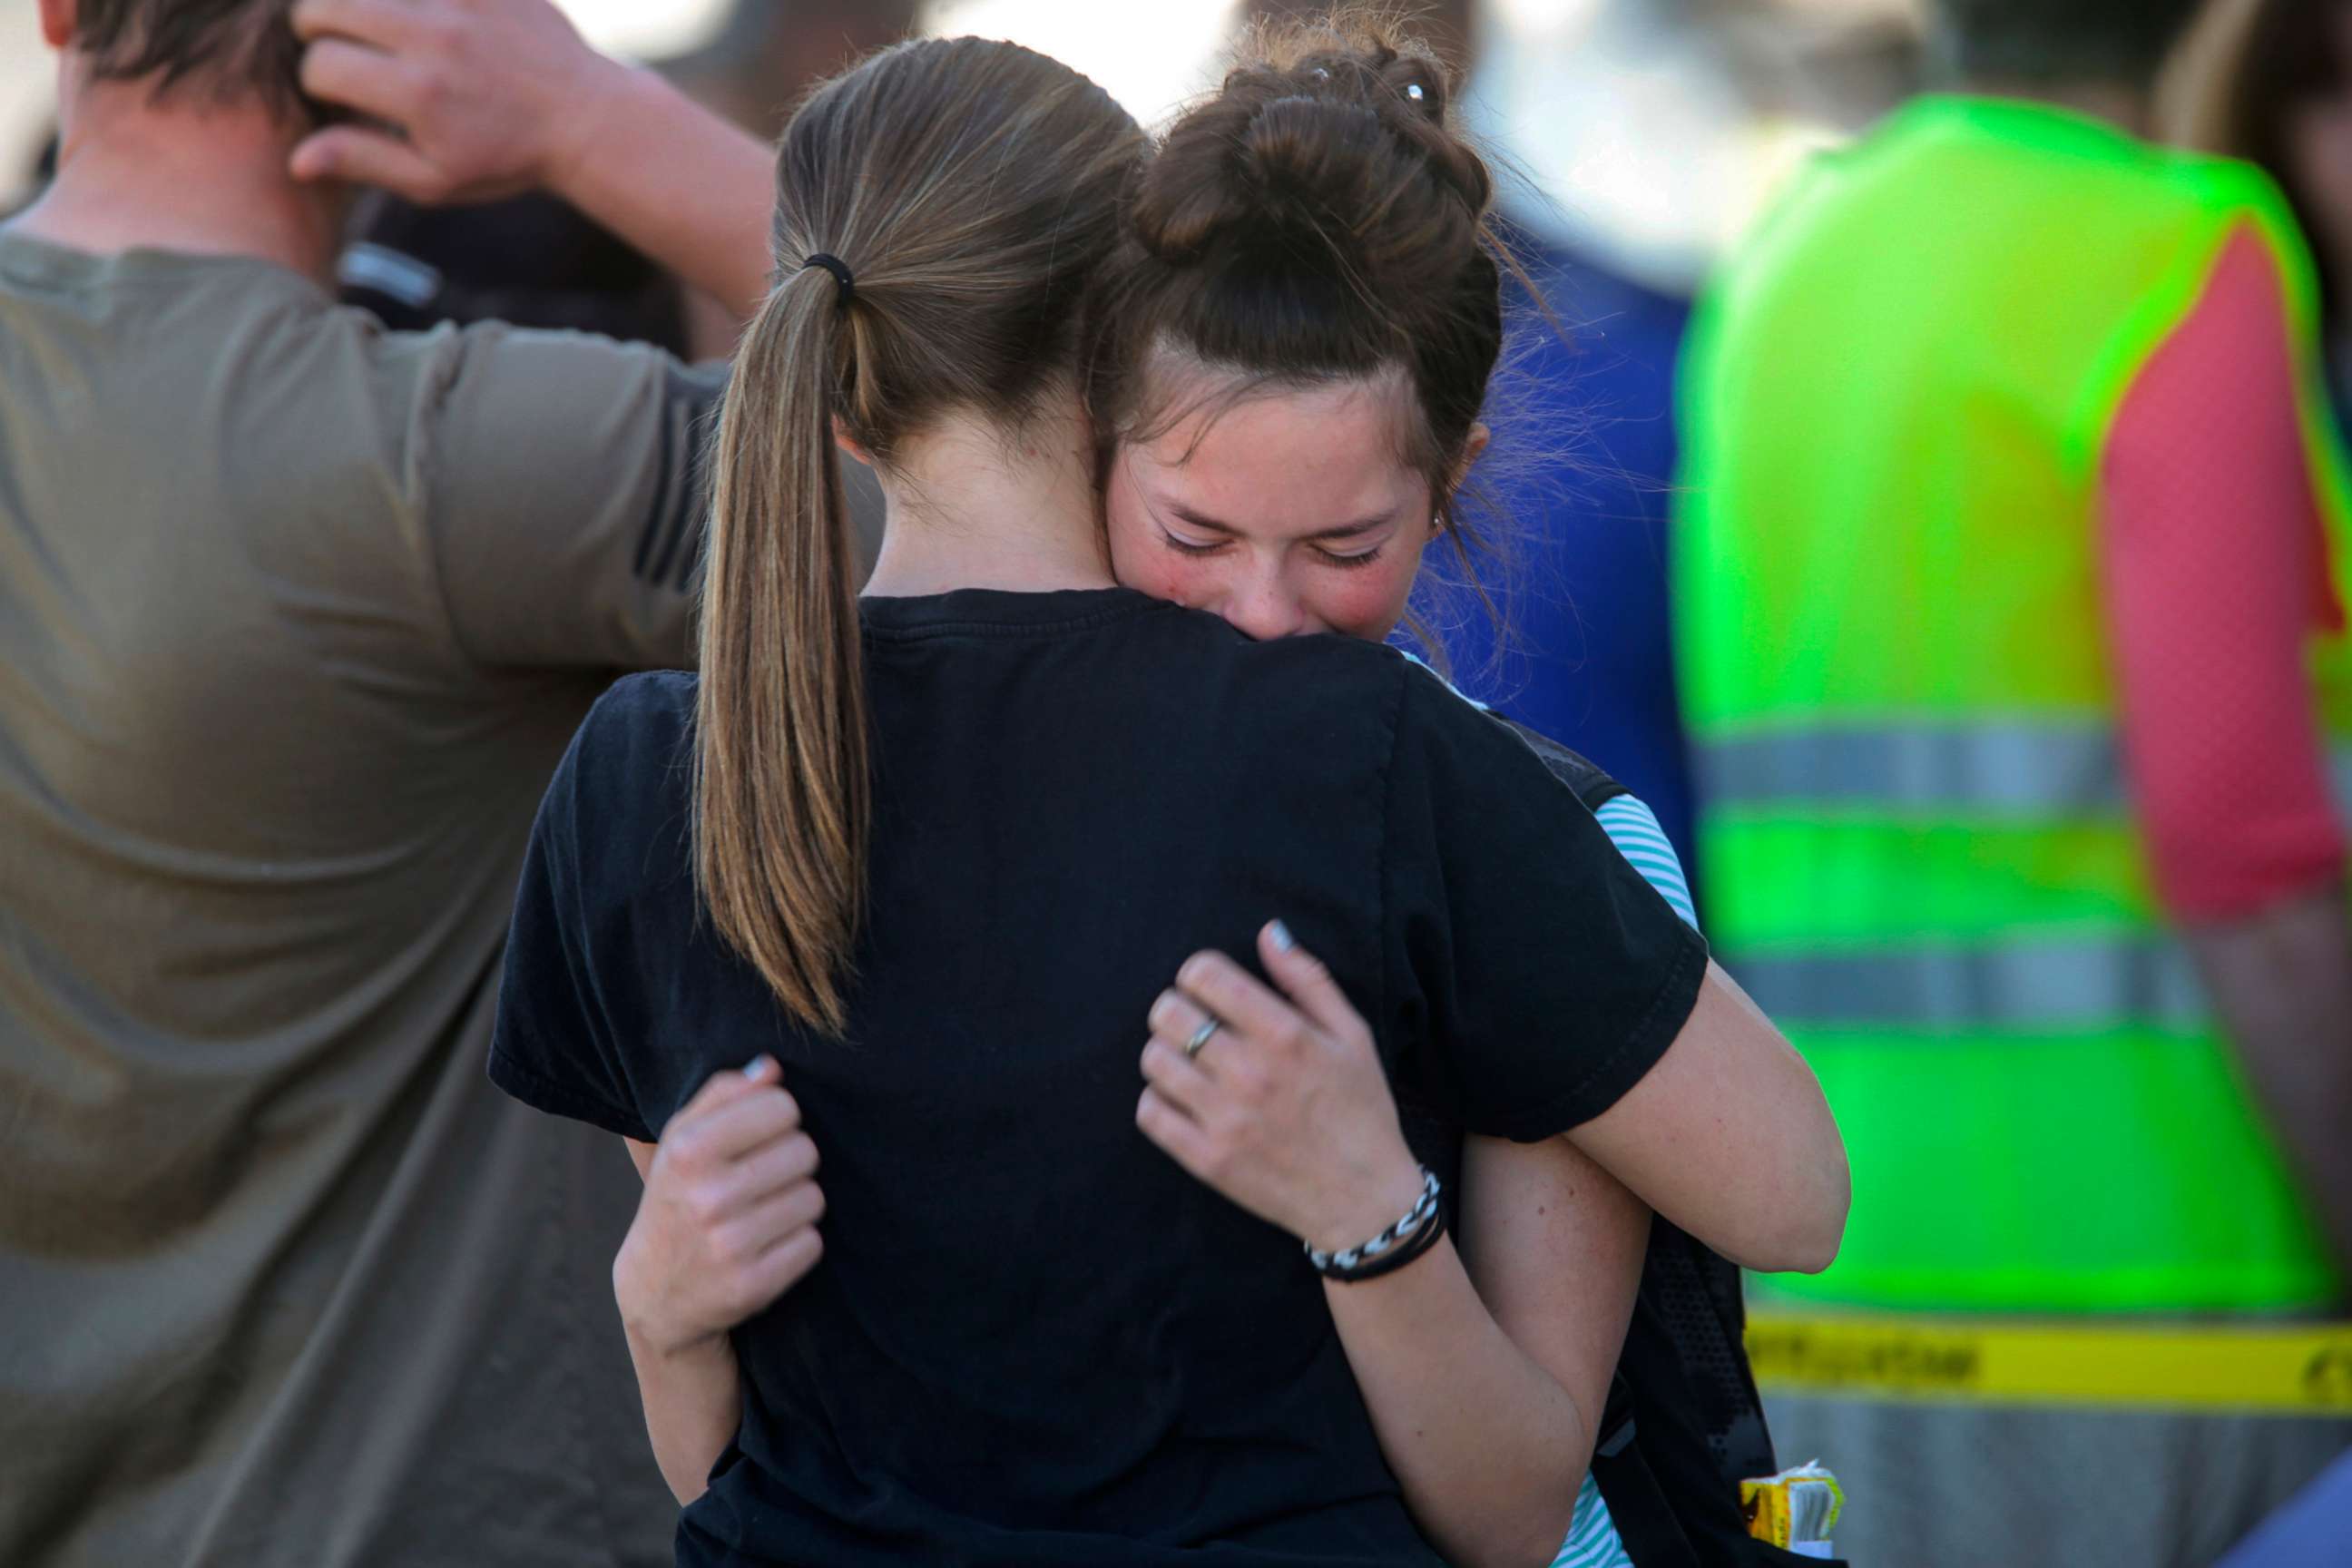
[0,1,789,1563]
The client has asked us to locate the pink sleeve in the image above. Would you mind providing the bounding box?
[2100,224,2347,921]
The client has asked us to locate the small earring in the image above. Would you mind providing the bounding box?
[1405,82,1426,103]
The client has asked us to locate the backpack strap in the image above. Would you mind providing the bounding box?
[1487,714,1630,812]
[1588,1372,1707,1568]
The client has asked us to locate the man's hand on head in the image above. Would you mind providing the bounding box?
[288,0,632,206]
[292,0,777,315]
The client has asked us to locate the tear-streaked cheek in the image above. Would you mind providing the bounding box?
[1301,556,1421,642]
[1107,524,1213,609]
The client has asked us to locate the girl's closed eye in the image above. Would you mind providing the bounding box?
[1313,543,1386,570]
[1159,527,1230,557]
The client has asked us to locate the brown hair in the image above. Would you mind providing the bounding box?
[2168,0,2352,328]
[1083,10,1512,652]
[697,37,1145,1034]
[72,1,303,117]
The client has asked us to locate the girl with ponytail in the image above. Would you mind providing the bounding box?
[492,19,1841,1568]
[696,36,1147,1038]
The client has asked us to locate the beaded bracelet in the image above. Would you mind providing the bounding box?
[1305,1168,1445,1282]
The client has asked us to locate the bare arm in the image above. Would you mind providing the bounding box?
[1320,1134,1649,1568]
[620,1137,743,1504]
[1565,960,1848,1274]
[612,1062,827,1504]
[289,0,775,319]
[1140,932,1646,1568]
[2184,884,2352,1281]
[540,64,773,319]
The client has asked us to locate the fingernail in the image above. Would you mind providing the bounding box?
[744,1054,778,1083]
[1268,920,1296,953]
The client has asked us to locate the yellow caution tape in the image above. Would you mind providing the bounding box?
[1746,1312,2352,1416]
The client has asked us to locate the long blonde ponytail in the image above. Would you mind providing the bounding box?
[695,269,869,1034]
[689,37,1146,1034]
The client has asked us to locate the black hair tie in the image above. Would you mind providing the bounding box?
[801,252,855,308]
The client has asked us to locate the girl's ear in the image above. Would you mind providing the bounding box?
[831,416,875,467]
[1449,422,1492,493]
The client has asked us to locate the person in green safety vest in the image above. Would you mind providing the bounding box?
[1677,0,2352,1562]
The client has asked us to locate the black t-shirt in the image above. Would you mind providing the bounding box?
[489,587,1708,1568]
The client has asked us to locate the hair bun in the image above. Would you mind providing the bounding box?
[1290,39,1451,122]
[1128,26,1490,309]
[1087,13,1515,566]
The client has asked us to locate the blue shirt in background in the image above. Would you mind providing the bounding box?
[1440,239,1700,903]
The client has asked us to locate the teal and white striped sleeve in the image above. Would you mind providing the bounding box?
[1595,795,1698,930]
[1545,794,1696,1568]
[1554,1474,1637,1568]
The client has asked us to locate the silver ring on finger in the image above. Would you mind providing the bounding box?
[1184,1015,1222,1061]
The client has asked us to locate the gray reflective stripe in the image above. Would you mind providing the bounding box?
[1730,938,2208,1033]
[1698,724,2123,812]
[1701,725,2352,817]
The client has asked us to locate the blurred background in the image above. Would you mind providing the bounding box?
[0,0,1942,860]
[1,0,1927,284]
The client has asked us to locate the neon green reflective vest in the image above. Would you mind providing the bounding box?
[1677,95,2351,1313]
